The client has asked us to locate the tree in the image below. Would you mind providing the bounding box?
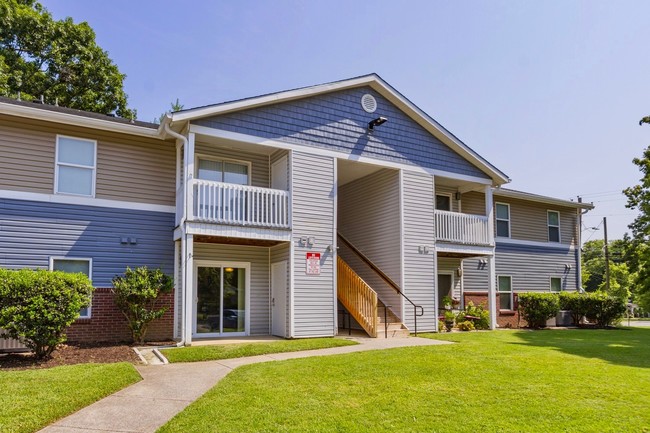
[623,117,650,310]
[0,0,135,118]
[111,266,173,344]
[155,98,184,124]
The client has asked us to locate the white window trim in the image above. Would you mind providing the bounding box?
[49,257,93,318]
[495,202,511,238]
[547,210,561,243]
[550,276,563,292]
[435,193,453,212]
[497,275,513,311]
[195,153,252,186]
[54,135,97,197]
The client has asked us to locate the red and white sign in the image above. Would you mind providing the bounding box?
[306,252,321,275]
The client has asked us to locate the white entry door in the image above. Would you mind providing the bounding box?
[271,261,287,337]
[271,156,288,191]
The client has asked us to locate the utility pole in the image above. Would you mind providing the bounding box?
[603,217,609,293]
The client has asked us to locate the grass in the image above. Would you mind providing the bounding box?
[0,362,140,433]
[159,328,650,433]
[161,337,359,363]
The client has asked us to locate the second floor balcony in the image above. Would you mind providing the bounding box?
[179,179,291,229]
[434,209,492,247]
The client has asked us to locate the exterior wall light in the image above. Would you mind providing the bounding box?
[367,116,388,131]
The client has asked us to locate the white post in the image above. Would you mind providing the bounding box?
[186,132,195,221]
[183,233,194,345]
[485,186,497,329]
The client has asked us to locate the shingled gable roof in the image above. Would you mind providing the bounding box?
[167,73,510,185]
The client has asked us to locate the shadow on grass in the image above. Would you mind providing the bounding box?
[511,327,650,369]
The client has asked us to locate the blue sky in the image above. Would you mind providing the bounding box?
[41,0,650,241]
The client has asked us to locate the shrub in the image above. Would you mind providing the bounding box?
[437,319,446,332]
[457,320,475,331]
[559,291,586,325]
[112,266,173,344]
[518,293,560,329]
[583,292,626,328]
[456,301,490,330]
[0,268,93,358]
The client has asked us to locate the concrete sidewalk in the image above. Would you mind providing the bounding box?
[39,336,450,433]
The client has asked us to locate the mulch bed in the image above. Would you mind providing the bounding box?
[0,341,173,370]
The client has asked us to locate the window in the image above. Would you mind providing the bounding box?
[55,136,96,196]
[197,157,249,185]
[436,194,451,211]
[548,211,560,243]
[496,203,510,237]
[50,258,92,318]
[498,275,513,310]
[550,277,562,292]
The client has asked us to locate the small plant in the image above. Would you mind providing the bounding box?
[0,268,93,358]
[457,320,475,331]
[112,266,173,344]
[518,293,560,329]
[444,310,455,331]
[442,295,454,309]
[437,319,447,332]
[456,301,490,330]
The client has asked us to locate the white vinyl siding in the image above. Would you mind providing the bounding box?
[49,257,92,318]
[496,203,510,238]
[498,275,512,310]
[291,152,335,337]
[55,135,96,197]
[401,171,436,331]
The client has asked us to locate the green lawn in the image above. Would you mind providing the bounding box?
[0,363,141,433]
[159,328,650,433]
[161,338,358,363]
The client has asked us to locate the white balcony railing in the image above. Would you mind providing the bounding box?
[191,179,290,229]
[434,210,492,246]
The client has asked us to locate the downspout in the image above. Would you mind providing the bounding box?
[163,120,188,347]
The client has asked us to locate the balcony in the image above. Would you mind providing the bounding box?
[189,179,290,229]
[434,210,492,246]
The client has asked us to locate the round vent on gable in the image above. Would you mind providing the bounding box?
[361,94,377,113]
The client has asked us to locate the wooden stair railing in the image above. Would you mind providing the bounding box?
[337,256,378,338]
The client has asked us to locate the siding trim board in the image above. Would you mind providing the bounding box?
[0,189,175,214]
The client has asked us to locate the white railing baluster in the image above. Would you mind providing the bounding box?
[434,209,492,246]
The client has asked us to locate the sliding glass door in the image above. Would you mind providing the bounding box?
[195,263,248,337]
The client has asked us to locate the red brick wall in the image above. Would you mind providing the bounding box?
[463,291,526,328]
[66,288,175,344]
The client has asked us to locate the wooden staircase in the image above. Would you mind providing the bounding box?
[337,256,409,338]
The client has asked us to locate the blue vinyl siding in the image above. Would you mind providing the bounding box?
[463,242,579,293]
[0,198,174,287]
[194,87,490,179]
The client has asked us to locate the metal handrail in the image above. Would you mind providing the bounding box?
[337,233,424,336]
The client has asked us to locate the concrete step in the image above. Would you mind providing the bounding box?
[375,327,410,339]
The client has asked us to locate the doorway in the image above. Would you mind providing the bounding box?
[194,261,250,337]
[437,273,454,311]
[271,261,287,337]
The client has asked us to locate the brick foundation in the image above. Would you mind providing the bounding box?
[66,288,175,344]
[463,292,526,328]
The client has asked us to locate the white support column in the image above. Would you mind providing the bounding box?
[173,239,180,339]
[185,133,196,221]
[485,185,497,329]
[183,234,194,345]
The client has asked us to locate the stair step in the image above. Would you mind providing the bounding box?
[375,328,410,338]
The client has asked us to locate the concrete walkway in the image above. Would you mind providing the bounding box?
[39,336,449,433]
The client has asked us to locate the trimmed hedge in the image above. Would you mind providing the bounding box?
[0,268,93,358]
[517,293,560,329]
[527,291,626,329]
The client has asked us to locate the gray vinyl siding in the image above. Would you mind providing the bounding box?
[435,185,460,212]
[193,243,271,335]
[463,243,579,293]
[338,168,402,315]
[438,258,462,300]
[193,87,490,179]
[0,114,176,206]
[270,242,291,336]
[195,141,270,188]
[402,171,436,331]
[291,152,335,337]
[0,198,174,287]
[460,191,486,216]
